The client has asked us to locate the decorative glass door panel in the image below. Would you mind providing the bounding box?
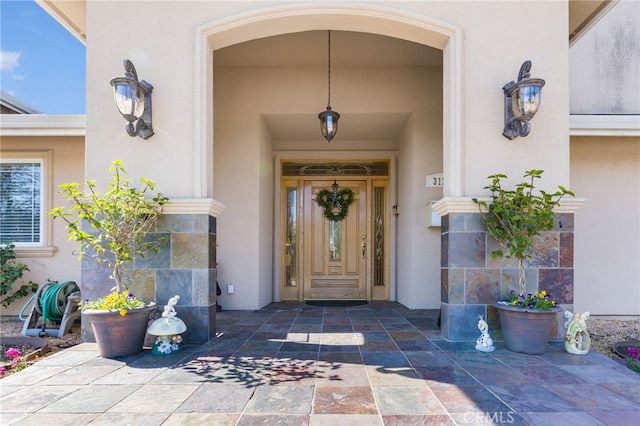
[281,183,300,301]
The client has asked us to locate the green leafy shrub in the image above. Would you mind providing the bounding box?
[473,169,574,298]
[49,160,168,305]
[0,243,38,308]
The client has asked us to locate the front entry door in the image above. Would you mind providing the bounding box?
[303,180,368,300]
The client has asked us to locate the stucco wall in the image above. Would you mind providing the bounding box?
[452,2,571,194]
[212,66,271,309]
[571,136,640,316]
[85,1,570,196]
[396,70,444,310]
[258,117,275,308]
[570,0,640,115]
[84,1,572,310]
[2,135,85,316]
[213,62,442,309]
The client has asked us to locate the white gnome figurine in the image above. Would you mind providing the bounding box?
[476,315,495,352]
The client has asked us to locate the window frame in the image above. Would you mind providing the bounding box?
[0,151,55,256]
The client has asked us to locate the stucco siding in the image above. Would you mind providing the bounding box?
[2,135,85,316]
[572,136,640,316]
[84,1,572,198]
[570,0,640,115]
[213,60,443,309]
[79,1,572,312]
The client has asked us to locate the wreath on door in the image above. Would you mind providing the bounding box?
[316,181,354,222]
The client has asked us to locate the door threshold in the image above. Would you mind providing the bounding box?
[305,300,368,307]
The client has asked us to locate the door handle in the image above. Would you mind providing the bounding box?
[361,235,366,258]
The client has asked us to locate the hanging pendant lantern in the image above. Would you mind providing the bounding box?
[318,30,340,142]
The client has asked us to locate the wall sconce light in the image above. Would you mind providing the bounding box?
[502,60,545,140]
[318,30,340,142]
[110,59,154,139]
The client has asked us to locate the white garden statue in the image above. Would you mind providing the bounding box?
[564,311,591,355]
[147,295,187,356]
[163,295,180,318]
[476,315,495,352]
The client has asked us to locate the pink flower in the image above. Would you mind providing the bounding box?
[0,366,6,375]
[5,348,22,360]
[628,347,639,359]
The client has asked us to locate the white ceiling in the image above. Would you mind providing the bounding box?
[215,31,441,142]
[263,112,412,142]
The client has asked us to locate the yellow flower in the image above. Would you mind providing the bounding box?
[119,309,127,316]
[539,290,547,297]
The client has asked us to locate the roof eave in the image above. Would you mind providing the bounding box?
[35,0,86,44]
[0,114,86,136]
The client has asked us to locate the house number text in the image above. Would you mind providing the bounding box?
[426,173,444,188]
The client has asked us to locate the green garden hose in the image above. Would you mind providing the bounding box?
[19,280,79,323]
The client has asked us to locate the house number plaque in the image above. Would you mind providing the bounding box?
[426,173,444,188]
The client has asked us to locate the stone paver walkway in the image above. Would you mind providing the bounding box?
[1,302,639,425]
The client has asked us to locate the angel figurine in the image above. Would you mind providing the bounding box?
[564,310,591,355]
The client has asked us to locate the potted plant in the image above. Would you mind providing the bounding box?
[49,159,168,358]
[473,169,574,354]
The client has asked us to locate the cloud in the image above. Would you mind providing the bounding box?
[0,51,22,72]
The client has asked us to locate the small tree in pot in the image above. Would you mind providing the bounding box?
[49,159,168,357]
[473,169,573,300]
[473,169,574,354]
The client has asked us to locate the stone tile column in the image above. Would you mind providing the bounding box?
[434,198,582,342]
[81,199,225,345]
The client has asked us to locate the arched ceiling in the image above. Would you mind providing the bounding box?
[213,30,442,67]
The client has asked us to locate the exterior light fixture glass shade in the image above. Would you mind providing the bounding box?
[318,30,339,142]
[319,106,340,142]
[502,60,545,140]
[110,59,154,139]
[112,80,146,122]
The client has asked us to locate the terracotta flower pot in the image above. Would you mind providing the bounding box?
[82,305,155,358]
[493,302,562,354]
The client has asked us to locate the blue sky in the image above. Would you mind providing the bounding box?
[1,0,85,114]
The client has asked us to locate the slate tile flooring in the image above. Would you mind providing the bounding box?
[1,301,639,425]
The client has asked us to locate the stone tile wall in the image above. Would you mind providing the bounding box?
[81,214,218,344]
[440,212,575,342]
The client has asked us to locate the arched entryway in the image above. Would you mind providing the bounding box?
[195,7,462,311]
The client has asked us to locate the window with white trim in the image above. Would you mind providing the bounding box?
[0,158,45,246]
